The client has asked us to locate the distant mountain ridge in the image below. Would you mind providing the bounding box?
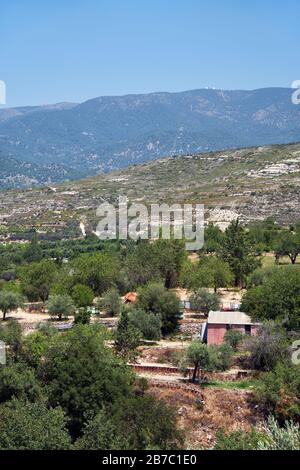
[0,87,300,188]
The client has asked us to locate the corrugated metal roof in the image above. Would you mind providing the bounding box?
[208,311,259,325]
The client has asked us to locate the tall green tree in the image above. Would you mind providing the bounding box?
[0,399,71,450]
[275,232,300,265]
[46,294,75,321]
[241,266,300,330]
[115,310,141,361]
[99,287,122,316]
[185,341,211,383]
[71,284,94,308]
[19,259,58,302]
[71,252,120,295]
[40,324,134,437]
[24,231,43,263]
[220,220,260,287]
[137,283,181,335]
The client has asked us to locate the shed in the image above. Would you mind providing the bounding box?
[205,310,260,345]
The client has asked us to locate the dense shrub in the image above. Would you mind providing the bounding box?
[128,308,162,341]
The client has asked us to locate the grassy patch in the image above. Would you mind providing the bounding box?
[202,379,258,390]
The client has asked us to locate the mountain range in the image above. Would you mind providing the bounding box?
[0,87,300,188]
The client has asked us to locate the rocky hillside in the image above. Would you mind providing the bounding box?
[1,142,300,238]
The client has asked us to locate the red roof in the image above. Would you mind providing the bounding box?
[124,292,137,303]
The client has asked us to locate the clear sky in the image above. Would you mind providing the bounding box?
[1,0,299,107]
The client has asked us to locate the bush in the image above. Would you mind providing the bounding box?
[46,294,75,321]
[224,329,244,350]
[74,307,91,325]
[0,363,42,403]
[190,288,220,315]
[137,283,181,335]
[128,308,162,341]
[210,343,233,371]
[243,323,289,371]
[71,284,94,308]
[99,288,121,317]
[242,266,300,330]
[0,399,71,450]
[115,310,141,361]
[0,320,22,359]
[76,396,182,450]
[40,324,134,437]
[258,416,300,450]
[255,362,300,422]
[21,331,49,368]
[214,428,265,450]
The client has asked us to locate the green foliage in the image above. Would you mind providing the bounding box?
[46,294,75,321]
[214,428,265,450]
[137,283,181,335]
[0,399,71,450]
[74,307,91,325]
[74,409,126,450]
[0,320,22,358]
[23,232,43,263]
[220,220,260,287]
[0,363,42,403]
[19,259,58,301]
[71,252,120,295]
[124,242,161,289]
[246,266,278,288]
[255,362,300,423]
[241,266,300,330]
[258,416,300,450]
[202,224,224,254]
[76,395,182,450]
[0,291,22,321]
[243,323,289,371]
[180,257,233,292]
[71,284,94,308]
[185,341,211,382]
[99,287,121,316]
[224,329,244,350]
[247,218,280,253]
[124,240,186,290]
[209,343,233,371]
[40,324,134,437]
[275,231,300,264]
[153,239,187,288]
[128,308,162,341]
[184,341,233,382]
[21,331,49,368]
[115,310,141,361]
[190,288,221,315]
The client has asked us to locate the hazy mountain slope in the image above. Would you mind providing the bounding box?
[0,154,78,189]
[0,87,300,188]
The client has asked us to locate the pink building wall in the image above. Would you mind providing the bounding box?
[207,324,258,345]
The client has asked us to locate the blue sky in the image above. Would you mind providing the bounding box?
[1,0,299,107]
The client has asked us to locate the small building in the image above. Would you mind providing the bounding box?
[202,311,260,345]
